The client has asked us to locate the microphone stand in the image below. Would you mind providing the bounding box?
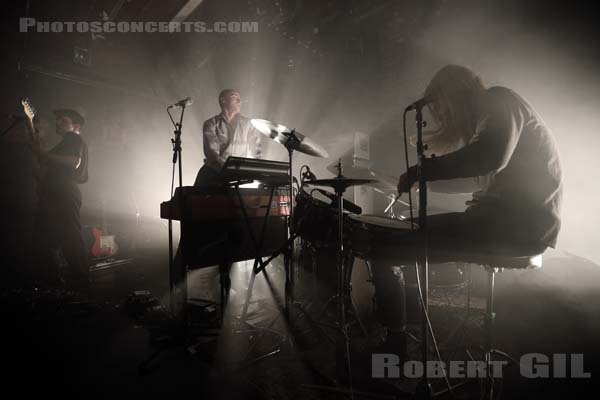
[138,104,188,374]
[138,104,189,374]
[283,129,299,324]
[414,103,433,399]
[167,104,187,323]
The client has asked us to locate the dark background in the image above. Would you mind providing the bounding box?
[1,0,599,262]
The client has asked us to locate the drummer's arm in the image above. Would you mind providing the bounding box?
[428,177,481,194]
[203,120,227,167]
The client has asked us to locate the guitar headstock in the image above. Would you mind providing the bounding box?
[21,98,36,121]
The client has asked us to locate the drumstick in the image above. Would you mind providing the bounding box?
[384,194,410,213]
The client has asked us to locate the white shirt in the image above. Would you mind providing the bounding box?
[202,113,262,170]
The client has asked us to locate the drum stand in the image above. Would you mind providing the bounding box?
[303,160,357,398]
[291,247,368,365]
[311,252,368,340]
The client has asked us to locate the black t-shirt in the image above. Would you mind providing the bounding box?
[423,87,562,247]
[42,132,88,192]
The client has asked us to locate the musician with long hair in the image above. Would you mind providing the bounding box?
[373,65,563,354]
[399,65,562,248]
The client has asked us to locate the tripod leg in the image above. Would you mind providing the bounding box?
[219,263,231,320]
[311,245,318,298]
[284,244,294,326]
[335,250,354,394]
[241,263,258,322]
[483,267,496,400]
[171,246,188,329]
[344,253,368,338]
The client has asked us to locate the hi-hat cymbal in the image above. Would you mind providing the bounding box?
[305,177,377,191]
[366,170,398,191]
[325,164,398,192]
[251,118,329,158]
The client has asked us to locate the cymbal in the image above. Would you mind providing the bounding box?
[251,118,329,158]
[305,177,377,191]
[325,164,398,192]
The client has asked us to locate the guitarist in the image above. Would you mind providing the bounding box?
[31,109,90,296]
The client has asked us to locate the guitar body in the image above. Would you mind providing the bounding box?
[91,227,119,258]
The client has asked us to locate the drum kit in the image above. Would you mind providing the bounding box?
[250,117,420,262]
[250,117,467,394]
[250,118,414,385]
[250,116,415,270]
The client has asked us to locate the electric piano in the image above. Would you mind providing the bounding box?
[160,157,291,269]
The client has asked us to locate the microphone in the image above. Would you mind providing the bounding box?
[405,95,433,111]
[168,97,193,109]
[314,188,362,214]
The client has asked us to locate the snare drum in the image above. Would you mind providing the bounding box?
[347,214,417,260]
[348,214,469,289]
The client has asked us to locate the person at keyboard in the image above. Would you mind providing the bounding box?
[194,89,262,187]
[172,90,264,319]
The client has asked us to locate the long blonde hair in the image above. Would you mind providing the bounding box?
[421,65,486,155]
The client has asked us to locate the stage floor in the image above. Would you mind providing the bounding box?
[3,248,600,399]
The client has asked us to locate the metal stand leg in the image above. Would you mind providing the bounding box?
[483,266,496,400]
[219,264,231,320]
[311,245,319,298]
[441,266,521,399]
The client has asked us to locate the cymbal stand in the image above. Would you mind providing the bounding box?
[333,160,355,396]
[225,129,303,367]
[238,130,301,325]
[304,159,356,398]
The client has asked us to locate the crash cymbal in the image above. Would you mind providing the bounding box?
[251,118,290,136]
[251,118,329,158]
[305,177,377,192]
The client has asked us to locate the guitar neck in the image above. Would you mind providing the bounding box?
[21,99,37,142]
[26,118,37,141]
